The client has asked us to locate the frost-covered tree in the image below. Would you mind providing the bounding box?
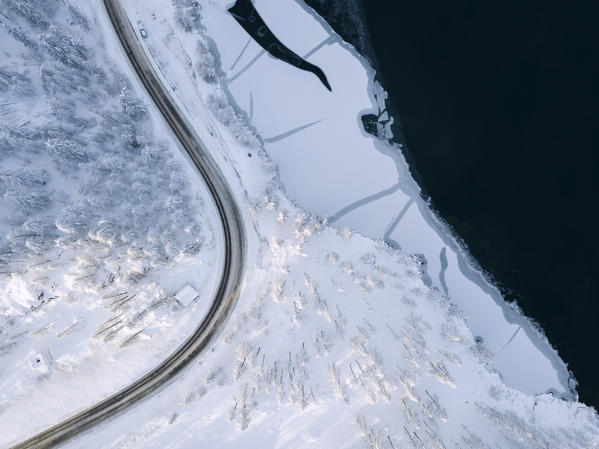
[120,89,148,121]
[173,0,203,32]
[0,68,35,96]
[139,145,162,167]
[56,206,97,237]
[0,243,15,265]
[4,189,50,210]
[45,137,88,162]
[121,124,142,149]
[2,22,42,56]
[356,416,384,449]
[196,40,218,84]
[103,68,132,96]
[63,1,89,30]
[207,93,237,127]
[41,65,88,95]
[40,26,89,71]
[93,155,127,174]
[207,93,259,147]
[23,216,57,238]
[0,168,48,187]
[50,101,92,130]
[4,0,50,28]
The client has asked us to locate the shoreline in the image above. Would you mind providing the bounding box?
[299,0,577,400]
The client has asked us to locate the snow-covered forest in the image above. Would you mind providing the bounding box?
[0,0,217,437]
[0,0,209,282]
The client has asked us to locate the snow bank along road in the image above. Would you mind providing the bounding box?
[11,1,246,448]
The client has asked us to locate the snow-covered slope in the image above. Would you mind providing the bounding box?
[47,0,599,447]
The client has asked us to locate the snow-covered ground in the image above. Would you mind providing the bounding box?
[0,0,221,444]
[2,0,599,447]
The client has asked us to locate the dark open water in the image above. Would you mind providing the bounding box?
[307,0,599,409]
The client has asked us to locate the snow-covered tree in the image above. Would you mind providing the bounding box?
[89,219,122,247]
[64,1,89,30]
[0,168,48,187]
[0,67,35,96]
[4,0,49,28]
[173,0,203,32]
[45,137,88,162]
[41,65,87,95]
[40,26,89,71]
[56,206,97,237]
[196,40,218,84]
[207,93,259,147]
[2,23,41,55]
[23,216,57,239]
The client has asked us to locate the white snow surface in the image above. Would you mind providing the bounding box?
[1,0,599,448]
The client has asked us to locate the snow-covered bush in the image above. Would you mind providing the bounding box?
[173,0,203,32]
[207,93,237,126]
[4,0,50,29]
[196,40,218,84]
[207,93,259,147]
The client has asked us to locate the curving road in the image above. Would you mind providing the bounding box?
[12,1,246,448]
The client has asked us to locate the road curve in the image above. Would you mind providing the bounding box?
[12,1,246,448]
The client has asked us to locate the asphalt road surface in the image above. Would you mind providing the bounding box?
[12,1,246,447]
